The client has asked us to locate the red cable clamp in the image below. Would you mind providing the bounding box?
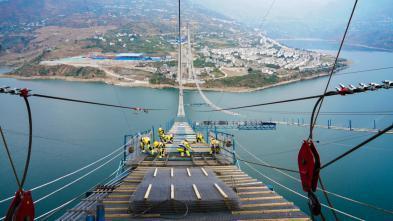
[298,140,321,192]
[5,190,35,221]
[19,88,30,97]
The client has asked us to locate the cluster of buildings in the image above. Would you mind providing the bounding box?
[199,35,333,75]
[92,32,143,48]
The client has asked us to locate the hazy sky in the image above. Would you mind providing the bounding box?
[194,0,392,25]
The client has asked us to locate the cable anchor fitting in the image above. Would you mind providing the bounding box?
[19,88,31,98]
[298,139,321,216]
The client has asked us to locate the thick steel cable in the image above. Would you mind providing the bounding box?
[20,96,33,188]
[200,90,349,112]
[0,126,22,189]
[0,95,33,190]
[36,167,131,220]
[187,24,239,116]
[0,154,123,221]
[32,94,164,111]
[234,156,299,173]
[259,132,372,157]
[311,0,359,131]
[319,177,339,220]
[193,71,240,116]
[335,66,393,76]
[0,143,125,204]
[217,140,298,173]
[201,93,327,112]
[236,139,393,215]
[178,0,181,87]
[258,0,276,31]
[33,151,123,204]
[242,162,364,221]
[310,96,324,139]
[321,123,393,169]
[243,110,393,116]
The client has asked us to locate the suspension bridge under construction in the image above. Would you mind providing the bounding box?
[1,0,393,220]
[52,22,312,220]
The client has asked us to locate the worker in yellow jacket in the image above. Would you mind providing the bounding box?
[210,137,220,154]
[177,139,192,157]
[158,128,165,141]
[196,133,205,143]
[163,134,174,144]
[153,141,166,158]
[140,136,151,153]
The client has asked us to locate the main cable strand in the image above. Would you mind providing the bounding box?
[235,139,393,215]
[0,142,127,204]
[311,0,359,131]
[242,162,364,221]
[32,94,165,111]
[321,123,393,169]
[0,126,22,189]
[20,96,33,188]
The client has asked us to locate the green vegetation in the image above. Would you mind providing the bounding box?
[0,35,33,53]
[205,73,279,88]
[148,60,177,69]
[247,68,262,75]
[86,30,174,56]
[193,57,215,68]
[211,68,225,78]
[64,67,106,78]
[265,64,280,69]
[149,72,176,85]
[196,36,239,49]
[11,64,106,78]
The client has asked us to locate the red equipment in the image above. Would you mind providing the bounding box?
[5,190,35,221]
[298,140,321,192]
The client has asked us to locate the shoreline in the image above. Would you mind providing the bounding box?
[1,72,331,93]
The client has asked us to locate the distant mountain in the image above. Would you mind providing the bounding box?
[196,0,393,51]
[0,0,237,31]
[0,0,243,64]
[0,0,102,24]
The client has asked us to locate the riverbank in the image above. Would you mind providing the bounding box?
[1,49,392,221]
[1,70,332,93]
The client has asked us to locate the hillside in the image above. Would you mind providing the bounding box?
[0,0,347,91]
[0,0,243,66]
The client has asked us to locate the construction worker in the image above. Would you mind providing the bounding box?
[163,134,174,144]
[153,141,166,158]
[140,136,151,153]
[177,139,192,157]
[210,137,220,154]
[196,133,205,143]
[158,128,165,141]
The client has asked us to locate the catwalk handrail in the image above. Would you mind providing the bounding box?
[0,141,129,204]
[243,162,364,221]
[236,140,393,216]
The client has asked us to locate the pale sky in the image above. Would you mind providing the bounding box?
[194,0,392,25]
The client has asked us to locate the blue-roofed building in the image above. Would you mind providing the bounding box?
[115,53,144,60]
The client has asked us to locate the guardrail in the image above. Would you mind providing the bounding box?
[192,120,276,130]
[123,129,152,162]
[208,130,237,166]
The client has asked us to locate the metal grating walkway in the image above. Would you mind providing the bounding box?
[101,165,309,220]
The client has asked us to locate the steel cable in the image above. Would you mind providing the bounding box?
[242,162,364,221]
[0,142,127,204]
[33,151,123,204]
[31,93,165,111]
[321,123,393,169]
[236,139,393,215]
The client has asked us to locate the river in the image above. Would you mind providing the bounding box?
[0,48,392,220]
